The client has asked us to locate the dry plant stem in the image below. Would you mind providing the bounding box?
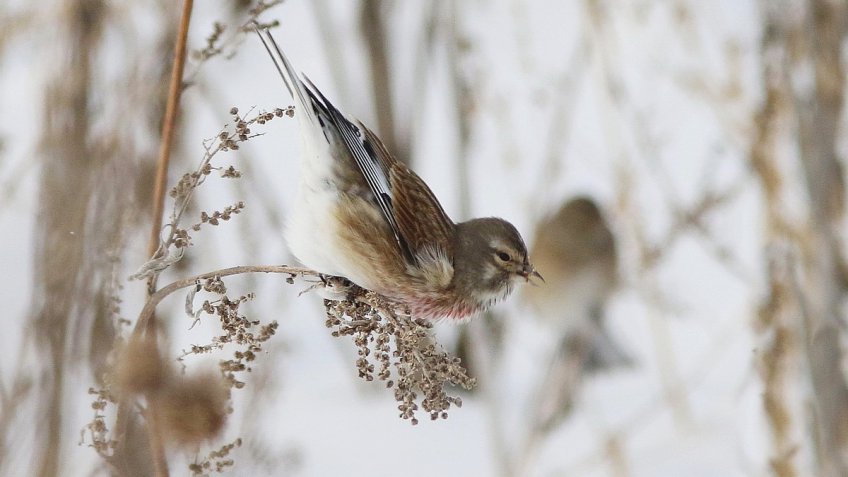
[148,0,194,262]
[133,266,318,341]
[146,404,169,477]
[751,4,798,475]
[140,2,192,476]
[791,1,848,475]
[359,0,402,160]
[33,1,106,475]
[116,265,312,475]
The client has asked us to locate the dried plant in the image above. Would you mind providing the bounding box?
[13,1,848,476]
[81,73,475,475]
[324,284,474,424]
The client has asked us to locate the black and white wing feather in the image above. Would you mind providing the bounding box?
[255,26,454,266]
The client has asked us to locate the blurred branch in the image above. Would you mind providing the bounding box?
[0,8,37,54]
[31,1,107,475]
[465,312,511,476]
[407,2,438,169]
[749,2,848,475]
[587,0,693,435]
[750,3,800,476]
[790,1,848,475]
[0,372,33,476]
[533,31,591,209]
[515,338,587,476]
[550,312,743,475]
[359,0,402,160]
[306,0,352,107]
[445,0,473,220]
[0,153,38,218]
[640,177,750,279]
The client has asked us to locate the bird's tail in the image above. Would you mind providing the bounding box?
[254,25,315,127]
[562,305,634,373]
[582,326,633,372]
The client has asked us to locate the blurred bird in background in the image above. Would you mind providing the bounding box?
[524,196,631,373]
[522,196,633,432]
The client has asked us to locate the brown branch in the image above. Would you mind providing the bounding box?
[111,264,315,476]
[750,4,799,476]
[146,404,169,477]
[137,2,193,475]
[791,1,848,475]
[132,265,318,341]
[148,0,194,261]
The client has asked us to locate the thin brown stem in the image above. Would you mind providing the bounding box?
[148,0,194,260]
[117,264,314,476]
[139,2,193,475]
[146,403,169,477]
[132,265,318,341]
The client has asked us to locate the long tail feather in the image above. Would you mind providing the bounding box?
[253,25,314,126]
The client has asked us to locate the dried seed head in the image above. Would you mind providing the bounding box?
[114,336,168,397]
[158,371,228,447]
[323,284,475,423]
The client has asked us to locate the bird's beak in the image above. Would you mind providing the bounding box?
[519,264,544,286]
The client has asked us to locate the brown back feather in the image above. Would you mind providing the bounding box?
[362,127,456,263]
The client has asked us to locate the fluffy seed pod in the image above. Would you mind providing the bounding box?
[157,371,229,447]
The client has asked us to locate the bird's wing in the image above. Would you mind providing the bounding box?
[255,26,454,265]
[316,89,455,264]
[362,126,456,264]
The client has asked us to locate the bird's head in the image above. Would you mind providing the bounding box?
[453,218,542,308]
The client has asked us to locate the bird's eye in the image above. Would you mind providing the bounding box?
[496,251,511,262]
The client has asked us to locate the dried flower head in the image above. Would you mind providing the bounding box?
[323,283,475,424]
[113,336,169,397]
[158,371,229,447]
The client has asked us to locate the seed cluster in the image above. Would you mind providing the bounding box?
[324,285,476,424]
[189,438,243,476]
[186,281,278,391]
[91,98,295,474]
[83,387,116,457]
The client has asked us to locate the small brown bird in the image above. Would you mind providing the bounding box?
[256,28,540,320]
[524,197,630,371]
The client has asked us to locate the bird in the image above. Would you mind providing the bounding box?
[255,27,541,321]
[523,197,631,371]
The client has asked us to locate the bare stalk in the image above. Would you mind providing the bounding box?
[791,1,848,475]
[133,265,317,340]
[359,0,402,160]
[750,4,799,475]
[149,0,194,261]
[135,2,193,475]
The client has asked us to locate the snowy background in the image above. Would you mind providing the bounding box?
[2,0,845,476]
